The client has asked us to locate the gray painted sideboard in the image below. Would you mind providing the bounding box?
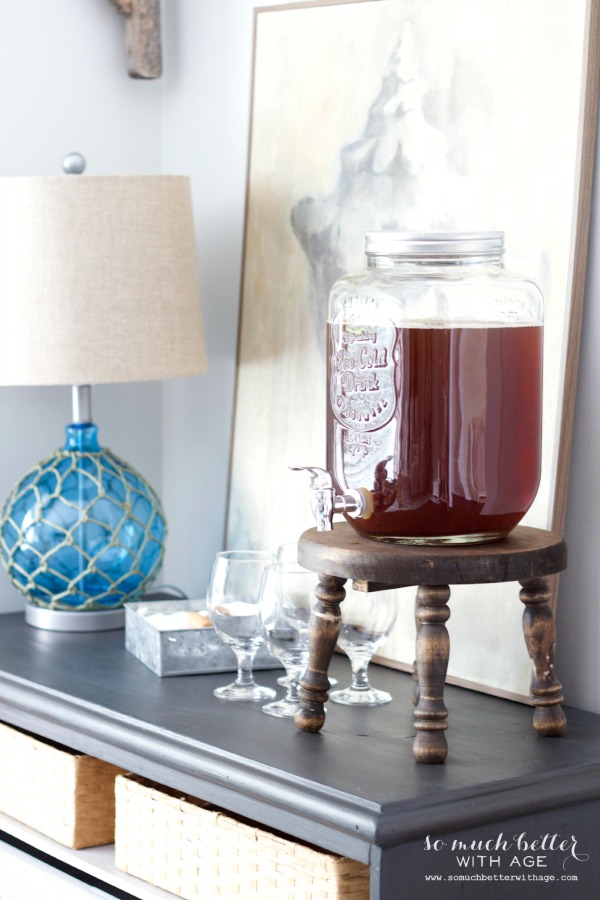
[0,612,598,899]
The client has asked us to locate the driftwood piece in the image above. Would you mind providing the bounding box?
[109,0,162,79]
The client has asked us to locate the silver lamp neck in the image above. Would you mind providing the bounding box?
[72,385,92,424]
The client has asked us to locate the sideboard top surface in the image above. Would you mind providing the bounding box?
[0,612,599,859]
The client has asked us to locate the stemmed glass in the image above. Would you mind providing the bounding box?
[330,589,398,706]
[257,562,317,717]
[207,550,277,702]
[276,541,299,563]
[275,542,301,689]
[273,542,337,690]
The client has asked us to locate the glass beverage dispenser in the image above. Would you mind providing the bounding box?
[302,231,543,545]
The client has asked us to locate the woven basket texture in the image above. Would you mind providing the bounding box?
[115,774,370,899]
[0,721,125,848]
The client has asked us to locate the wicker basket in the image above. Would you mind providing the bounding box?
[115,774,370,899]
[0,721,125,849]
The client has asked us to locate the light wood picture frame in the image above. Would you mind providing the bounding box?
[226,0,600,701]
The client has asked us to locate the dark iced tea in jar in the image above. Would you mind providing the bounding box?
[327,322,542,544]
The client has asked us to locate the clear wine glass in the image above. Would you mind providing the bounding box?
[257,562,318,717]
[207,550,277,702]
[273,543,338,689]
[330,589,398,706]
[275,542,301,689]
[276,541,299,563]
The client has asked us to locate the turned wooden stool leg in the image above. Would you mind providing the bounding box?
[294,574,346,733]
[519,576,566,736]
[413,585,451,764]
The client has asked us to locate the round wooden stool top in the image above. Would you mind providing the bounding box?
[298,523,567,588]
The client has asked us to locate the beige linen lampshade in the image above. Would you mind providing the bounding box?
[0,174,206,385]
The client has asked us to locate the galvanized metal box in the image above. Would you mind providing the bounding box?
[125,599,281,677]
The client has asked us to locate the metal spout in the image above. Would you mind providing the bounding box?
[291,466,371,531]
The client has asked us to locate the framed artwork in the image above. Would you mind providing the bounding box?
[226,0,600,700]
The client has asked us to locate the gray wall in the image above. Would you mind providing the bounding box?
[0,0,164,612]
[0,0,598,716]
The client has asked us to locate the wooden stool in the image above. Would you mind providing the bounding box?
[294,523,567,764]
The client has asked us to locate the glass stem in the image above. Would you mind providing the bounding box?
[285,668,302,703]
[234,650,256,687]
[349,655,371,691]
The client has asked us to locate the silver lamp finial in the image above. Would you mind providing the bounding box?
[62,152,86,175]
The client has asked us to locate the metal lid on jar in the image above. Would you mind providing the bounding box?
[364,231,504,257]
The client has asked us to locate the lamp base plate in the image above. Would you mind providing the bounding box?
[25,603,125,632]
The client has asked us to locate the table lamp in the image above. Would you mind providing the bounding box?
[0,157,206,630]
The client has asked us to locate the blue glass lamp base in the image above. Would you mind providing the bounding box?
[0,424,167,612]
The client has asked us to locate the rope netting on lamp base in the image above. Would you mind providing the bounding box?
[0,424,166,624]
